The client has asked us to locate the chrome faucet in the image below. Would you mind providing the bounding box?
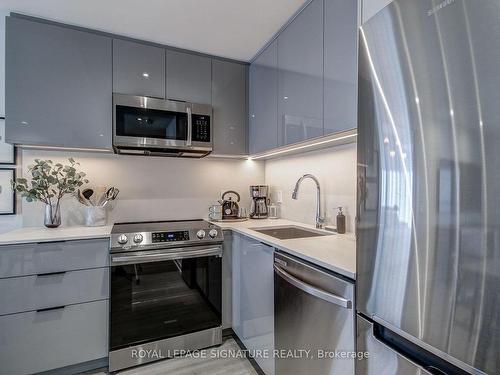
[292,174,325,229]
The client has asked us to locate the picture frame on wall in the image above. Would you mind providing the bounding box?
[0,168,16,215]
[0,118,16,165]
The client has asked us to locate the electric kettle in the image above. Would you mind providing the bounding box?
[219,191,240,219]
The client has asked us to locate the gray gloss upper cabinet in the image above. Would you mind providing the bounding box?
[277,0,323,146]
[249,40,278,154]
[113,39,165,98]
[324,0,358,134]
[166,50,211,105]
[362,0,393,23]
[5,17,112,149]
[211,60,247,155]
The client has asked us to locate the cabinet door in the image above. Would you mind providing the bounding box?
[0,300,108,375]
[0,12,7,117]
[277,0,323,146]
[324,0,358,134]
[222,230,233,329]
[212,60,247,155]
[113,39,165,98]
[232,234,274,375]
[249,40,278,154]
[166,50,211,104]
[362,0,394,23]
[5,17,112,149]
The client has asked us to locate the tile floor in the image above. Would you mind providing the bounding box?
[90,338,258,375]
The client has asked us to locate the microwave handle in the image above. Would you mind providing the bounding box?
[186,106,192,147]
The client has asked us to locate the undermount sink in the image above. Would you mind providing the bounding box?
[251,226,333,240]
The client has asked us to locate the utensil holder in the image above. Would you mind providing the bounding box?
[85,206,107,227]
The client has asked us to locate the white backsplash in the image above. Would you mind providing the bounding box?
[265,144,357,232]
[2,144,357,231]
[19,150,265,227]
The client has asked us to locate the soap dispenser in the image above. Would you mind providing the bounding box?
[336,207,346,234]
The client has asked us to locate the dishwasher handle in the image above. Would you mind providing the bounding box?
[274,263,352,309]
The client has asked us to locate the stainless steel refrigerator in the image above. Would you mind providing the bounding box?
[356,0,500,374]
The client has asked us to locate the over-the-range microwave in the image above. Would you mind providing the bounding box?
[113,94,212,158]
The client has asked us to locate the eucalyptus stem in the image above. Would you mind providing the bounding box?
[11,158,89,208]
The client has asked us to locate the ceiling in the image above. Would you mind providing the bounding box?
[0,0,309,61]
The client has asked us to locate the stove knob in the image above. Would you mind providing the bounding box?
[209,229,218,238]
[133,234,143,243]
[196,230,206,239]
[117,234,128,244]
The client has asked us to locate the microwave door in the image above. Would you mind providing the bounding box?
[114,104,188,149]
[112,94,213,155]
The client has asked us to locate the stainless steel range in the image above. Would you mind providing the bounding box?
[109,220,224,372]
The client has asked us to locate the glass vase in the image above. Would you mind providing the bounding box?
[44,202,61,228]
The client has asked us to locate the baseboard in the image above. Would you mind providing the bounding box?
[38,357,108,375]
[230,333,266,375]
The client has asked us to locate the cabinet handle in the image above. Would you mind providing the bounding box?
[186,105,193,147]
[36,271,66,277]
[36,305,65,313]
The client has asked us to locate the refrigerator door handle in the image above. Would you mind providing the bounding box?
[274,263,352,309]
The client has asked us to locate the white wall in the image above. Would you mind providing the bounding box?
[265,144,357,232]
[3,145,357,230]
[20,150,264,227]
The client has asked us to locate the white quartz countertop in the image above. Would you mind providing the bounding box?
[0,219,356,279]
[212,218,356,280]
[0,225,113,245]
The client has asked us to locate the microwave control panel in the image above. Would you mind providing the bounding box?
[192,114,211,142]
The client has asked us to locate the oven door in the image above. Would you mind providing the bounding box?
[109,245,222,370]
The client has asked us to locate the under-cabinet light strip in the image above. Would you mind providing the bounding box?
[248,130,357,160]
[18,144,113,153]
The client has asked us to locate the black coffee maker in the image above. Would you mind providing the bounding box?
[250,185,269,219]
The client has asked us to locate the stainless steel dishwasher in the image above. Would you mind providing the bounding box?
[274,252,355,375]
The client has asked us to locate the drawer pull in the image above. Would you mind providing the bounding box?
[36,305,66,313]
[36,240,67,245]
[36,271,66,277]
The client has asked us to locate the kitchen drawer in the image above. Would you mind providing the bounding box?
[0,268,109,316]
[0,299,108,375]
[0,238,109,278]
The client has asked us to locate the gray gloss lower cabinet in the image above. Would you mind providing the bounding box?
[5,16,112,149]
[249,40,278,154]
[0,238,109,278]
[0,300,108,375]
[323,0,358,135]
[211,60,247,155]
[232,233,274,375]
[0,238,109,375]
[222,230,232,329]
[0,268,109,316]
[277,0,323,146]
[166,50,211,104]
[113,39,166,98]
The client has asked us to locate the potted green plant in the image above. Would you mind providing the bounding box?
[12,158,89,228]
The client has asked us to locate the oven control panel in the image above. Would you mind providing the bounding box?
[152,230,190,243]
[192,114,211,142]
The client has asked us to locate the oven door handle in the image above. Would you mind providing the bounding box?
[111,245,222,266]
[186,105,193,147]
